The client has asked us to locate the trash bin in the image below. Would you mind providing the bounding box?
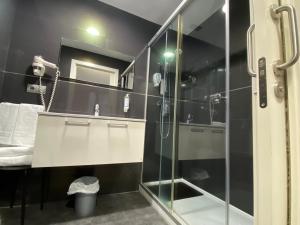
[67,176,100,217]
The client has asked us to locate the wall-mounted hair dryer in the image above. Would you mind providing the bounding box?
[32,56,60,112]
[32,56,58,76]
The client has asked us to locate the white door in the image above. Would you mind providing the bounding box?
[250,0,300,224]
[249,0,300,224]
[278,0,300,225]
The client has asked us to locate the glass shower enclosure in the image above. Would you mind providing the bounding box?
[141,0,253,225]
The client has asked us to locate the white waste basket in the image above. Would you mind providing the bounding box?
[67,176,100,217]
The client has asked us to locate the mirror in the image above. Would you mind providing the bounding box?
[58,38,135,90]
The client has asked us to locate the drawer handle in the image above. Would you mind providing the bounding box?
[211,129,224,134]
[65,120,90,126]
[107,123,128,128]
[190,128,204,133]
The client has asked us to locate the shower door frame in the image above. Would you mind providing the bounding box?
[141,0,232,224]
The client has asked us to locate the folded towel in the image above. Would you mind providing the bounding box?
[11,104,44,146]
[0,103,19,145]
[0,145,33,157]
[0,155,32,166]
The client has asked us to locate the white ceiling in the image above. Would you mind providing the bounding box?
[98,0,182,25]
[98,0,225,48]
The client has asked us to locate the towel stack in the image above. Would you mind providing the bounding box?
[0,103,44,166]
[0,103,19,145]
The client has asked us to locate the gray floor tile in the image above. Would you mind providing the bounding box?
[0,192,168,225]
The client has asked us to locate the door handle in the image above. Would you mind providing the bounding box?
[247,24,256,77]
[270,4,299,75]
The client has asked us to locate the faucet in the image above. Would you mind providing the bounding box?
[186,113,193,124]
[95,104,100,116]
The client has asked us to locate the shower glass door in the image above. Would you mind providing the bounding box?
[142,0,254,225]
[172,0,228,224]
[171,0,253,225]
[142,19,178,207]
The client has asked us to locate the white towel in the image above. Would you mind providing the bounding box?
[0,145,33,157]
[0,103,19,145]
[11,104,44,146]
[0,155,33,166]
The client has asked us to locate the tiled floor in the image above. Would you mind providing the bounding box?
[0,192,168,225]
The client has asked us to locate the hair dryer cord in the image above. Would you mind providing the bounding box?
[39,69,60,112]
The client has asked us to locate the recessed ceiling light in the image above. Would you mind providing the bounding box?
[163,51,175,59]
[86,27,100,36]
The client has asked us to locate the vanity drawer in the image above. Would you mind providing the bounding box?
[32,115,145,167]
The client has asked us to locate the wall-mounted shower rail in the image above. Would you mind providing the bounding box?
[121,0,191,78]
[147,0,190,47]
[120,60,135,77]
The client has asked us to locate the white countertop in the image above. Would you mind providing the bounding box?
[38,112,146,123]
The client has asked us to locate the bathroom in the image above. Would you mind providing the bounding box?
[0,0,299,225]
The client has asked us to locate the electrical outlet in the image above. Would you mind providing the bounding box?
[27,84,46,94]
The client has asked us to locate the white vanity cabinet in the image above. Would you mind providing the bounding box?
[32,113,146,167]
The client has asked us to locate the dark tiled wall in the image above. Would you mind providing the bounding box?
[0,163,142,206]
[228,0,253,215]
[0,72,146,118]
[51,80,146,118]
[5,0,158,76]
[0,0,16,70]
[229,57,253,214]
[1,0,158,115]
[0,0,158,206]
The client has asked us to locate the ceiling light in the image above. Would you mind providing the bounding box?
[163,51,175,59]
[86,27,100,36]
